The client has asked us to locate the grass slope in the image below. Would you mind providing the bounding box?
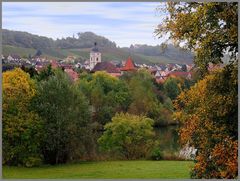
[3,160,193,179]
[3,45,192,65]
[3,45,60,60]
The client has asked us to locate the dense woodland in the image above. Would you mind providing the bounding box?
[2,2,238,179]
[123,44,193,61]
[3,30,117,49]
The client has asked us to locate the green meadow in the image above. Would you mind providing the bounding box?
[3,160,193,179]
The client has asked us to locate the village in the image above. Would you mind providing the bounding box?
[2,1,237,179]
[2,42,196,83]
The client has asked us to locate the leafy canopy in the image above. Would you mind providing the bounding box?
[174,64,238,178]
[3,68,43,167]
[156,2,238,74]
[98,113,156,159]
[33,69,90,164]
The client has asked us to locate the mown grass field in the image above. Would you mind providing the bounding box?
[3,160,194,179]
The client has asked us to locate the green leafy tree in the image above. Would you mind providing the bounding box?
[127,69,161,116]
[98,113,156,159]
[122,69,174,126]
[3,68,43,167]
[163,77,180,100]
[35,64,55,81]
[78,71,131,126]
[20,65,38,78]
[33,70,90,164]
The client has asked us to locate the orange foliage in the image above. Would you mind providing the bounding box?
[174,65,238,178]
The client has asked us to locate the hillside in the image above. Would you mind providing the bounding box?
[2,29,116,49]
[3,29,194,64]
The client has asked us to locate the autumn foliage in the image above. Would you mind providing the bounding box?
[174,64,238,178]
[3,68,43,167]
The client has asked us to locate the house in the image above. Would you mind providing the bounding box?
[75,62,82,69]
[186,64,194,71]
[60,63,73,70]
[153,70,169,83]
[168,71,192,79]
[51,60,60,69]
[64,55,76,64]
[91,61,121,77]
[154,70,161,78]
[35,61,49,72]
[7,54,21,64]
[156,76,167,84]
[9,54,21,61]
[155,65,162,71]
[32,56,47,63]
[64,68,79,81]
[120,56,137,72]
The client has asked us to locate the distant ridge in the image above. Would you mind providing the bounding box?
[2,29,193,64]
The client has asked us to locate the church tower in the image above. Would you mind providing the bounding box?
[90,42,101,70]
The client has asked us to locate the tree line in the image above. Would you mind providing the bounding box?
[3,65,192,167]
[3,29,117,50]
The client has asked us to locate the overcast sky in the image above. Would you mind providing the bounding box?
[3,2,169,47]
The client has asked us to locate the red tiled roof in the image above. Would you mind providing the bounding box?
[64,68,78,81]
[121,57,136,71]
[92,62,121,73]
[61,64,73,69]
[51,60,59,68]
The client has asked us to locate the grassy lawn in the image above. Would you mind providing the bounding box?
[3,160,193,179]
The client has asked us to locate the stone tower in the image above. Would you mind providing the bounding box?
[90,42,101,70]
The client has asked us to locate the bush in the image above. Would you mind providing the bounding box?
[150,148,163,160]
[98,113,155,159]
[24,156,42,168]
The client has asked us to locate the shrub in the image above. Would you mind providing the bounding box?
[24,156,42,168]
[98,113,155,159]
[150,148,163,160]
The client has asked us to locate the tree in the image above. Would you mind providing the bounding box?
[127,69,161,115]
[20,65,38,78]
[78,71,131,126]
[163,77,180,100]
[122,69,175,126]
[174,63,238,178]
[35,49,42,57]
[3,68,43,167]
[98,113,156,159]
[156,2,238,75]
[33,70,90,164]
[35,64,54,81]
